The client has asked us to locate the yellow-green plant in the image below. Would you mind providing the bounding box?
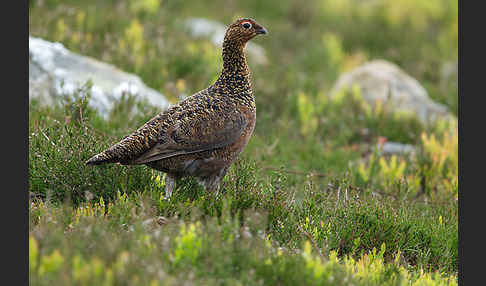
[297,92,318,136]
[38,249,64,277]
[383,0,446,31]
[418,129,458,198]
[72,255,113,285]
[322,32,345,77]
[301,241,334,280]
[357,152,379,185]
[173,222,203,266]
[342,243,401,285]
[357,152,408,193]
[72,197,107,224]
[119,19,146,71]
[300,239,458,285]
[379,155,407,187]
[129,0,161,15]
[55,18,67,42]
[29,236,39,277]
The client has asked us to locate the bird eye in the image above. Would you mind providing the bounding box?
[242,22,252,29]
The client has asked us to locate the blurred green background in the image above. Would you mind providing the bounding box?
[29,0,458,113]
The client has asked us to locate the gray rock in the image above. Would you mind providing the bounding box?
[184,18,268,65]
[330,60,455,125]
[29,36,169,118]
[379,142,415,156]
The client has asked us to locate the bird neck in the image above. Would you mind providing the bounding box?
[215,39,252,93]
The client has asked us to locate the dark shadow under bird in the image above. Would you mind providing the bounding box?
[86,18,267,198]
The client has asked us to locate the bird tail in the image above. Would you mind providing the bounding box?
[85,150,120,165]
[85,127,151,166]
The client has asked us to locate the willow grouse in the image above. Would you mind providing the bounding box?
[86,18,267,198]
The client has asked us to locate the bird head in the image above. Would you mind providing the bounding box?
[224,18,267,44]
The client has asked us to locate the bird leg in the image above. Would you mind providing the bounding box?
[163,174,177,200]
[202,167,229,197]
[201,178,222,197]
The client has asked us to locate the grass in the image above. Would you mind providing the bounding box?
[29,94,457,284]
[30,194,457,285]
[29,0,457,285]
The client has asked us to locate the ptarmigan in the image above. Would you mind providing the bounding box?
[86,18,267,198]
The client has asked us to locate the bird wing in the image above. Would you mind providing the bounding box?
[129,109,247,164]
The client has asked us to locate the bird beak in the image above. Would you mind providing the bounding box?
[256,26,268,35]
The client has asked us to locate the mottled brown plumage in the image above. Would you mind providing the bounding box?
[86,18,267,198]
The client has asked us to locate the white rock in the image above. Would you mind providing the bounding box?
[184,18,268,65]
[29,36,169,118]
[330,60,455,125]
